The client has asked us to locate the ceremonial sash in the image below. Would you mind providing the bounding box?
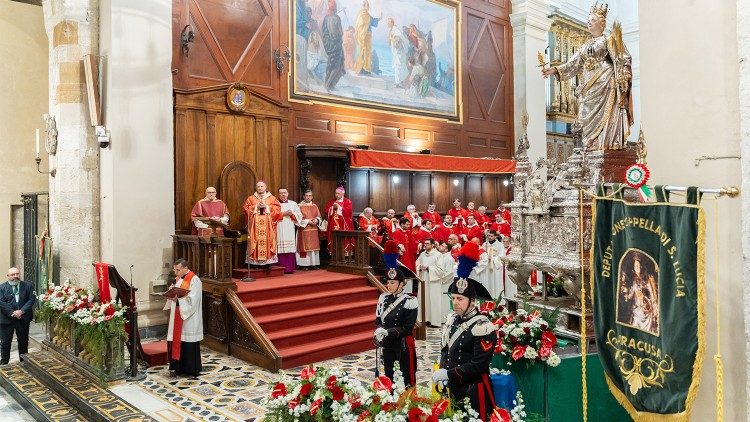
[378,294,407,321]
[448,314,485,349]
[171,271,194,360]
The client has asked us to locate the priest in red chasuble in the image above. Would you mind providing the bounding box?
[448,198,468,229]
[325,186,354,253]
[391,217,417,272]
[357,207,381,243]
[191,186,229,236]
[243,180,282,266]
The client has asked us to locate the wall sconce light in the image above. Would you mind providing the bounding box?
[419,149,431,154]
[452,178,459,186]
[392,175,400,184]
[181,25,195,57]
[273,44,291,73]
[502,179,509,187]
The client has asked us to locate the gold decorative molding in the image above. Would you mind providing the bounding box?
[547,14,589,122]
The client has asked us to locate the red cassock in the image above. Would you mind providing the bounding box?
[358,215,381,243]
[413,228,434,251]
[421,211,441,226]
[491,221,512,238]
[447,207,468,229]
[450,245,461,261]
[381,217,398,240]
[493,208,512,224]
[477,213,492,228]
[325,197,354,253]
[432,224,452,243]
[464,224,485,244]
[391,227,417,272]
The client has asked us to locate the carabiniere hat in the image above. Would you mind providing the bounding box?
[382,240,406,283]
[446,242,493,301]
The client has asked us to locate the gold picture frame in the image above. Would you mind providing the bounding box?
[226,84,250,112]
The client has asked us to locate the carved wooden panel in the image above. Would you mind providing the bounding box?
[219,161,258,232]
[174,89,285,234]
[482,176,499,210]
[431,174,450,211]
[370,171,390,213]
[466,176,483,204]
[391,171,410,210]
[348,170,369,212]
[412,174,432,211]
[464,8,513,133]
[173,0,281,100]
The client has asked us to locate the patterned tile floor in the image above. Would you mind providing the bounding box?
[136,328,443,421]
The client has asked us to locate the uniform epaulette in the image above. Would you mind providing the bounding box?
[378,292,389,302]
[471,316,496,336]
[403,295,418,310]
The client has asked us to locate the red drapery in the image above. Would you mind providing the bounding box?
[349,150,516,174]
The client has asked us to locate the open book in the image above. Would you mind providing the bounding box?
[164,286,190,299]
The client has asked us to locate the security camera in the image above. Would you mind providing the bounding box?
[95,125,110,149]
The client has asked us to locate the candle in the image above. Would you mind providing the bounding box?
[35,129,40,158]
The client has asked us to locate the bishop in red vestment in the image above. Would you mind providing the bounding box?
[243,181,282,265]
[325,187,354,253]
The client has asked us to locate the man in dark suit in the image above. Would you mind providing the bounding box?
[0,267,35,364]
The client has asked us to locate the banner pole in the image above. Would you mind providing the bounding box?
[579,188,588,422]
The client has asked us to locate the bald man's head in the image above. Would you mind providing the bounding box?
[6,268,20,280]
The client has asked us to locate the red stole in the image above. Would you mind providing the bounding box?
[171,271,194,360]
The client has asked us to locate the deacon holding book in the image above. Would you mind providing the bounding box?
[191,186,229,236]
[163,259,203,376]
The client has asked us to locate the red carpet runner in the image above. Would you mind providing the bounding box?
[235,270,380,369]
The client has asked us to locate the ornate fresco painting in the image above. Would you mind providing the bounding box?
[292,0,460,120]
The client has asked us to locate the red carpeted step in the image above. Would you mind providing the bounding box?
[279,331,376,369]
[245,286,378,316]
[232,265,285,279]
[268,315,374,349]
[234,270,368,302]
[141,340,169,366]
[254,298,378,333]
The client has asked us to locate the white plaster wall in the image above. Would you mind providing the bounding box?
[0,2,49,270]
[99,0,174,327]
[736,0,750,417]
[640,1,745,419]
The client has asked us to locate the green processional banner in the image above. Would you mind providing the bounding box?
[591,185,705,421]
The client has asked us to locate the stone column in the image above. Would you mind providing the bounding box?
[42,0,101,286]
[510,0,552,168]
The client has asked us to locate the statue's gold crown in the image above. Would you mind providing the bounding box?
[590,2,608,22]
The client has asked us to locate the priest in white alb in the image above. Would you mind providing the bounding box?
[164,258,203,376]
[416,239,454,326]
[478,230,505,301]
[276,188,303,273]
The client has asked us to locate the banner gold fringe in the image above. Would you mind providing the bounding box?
[588,195,706,422]
[712,200,724,422]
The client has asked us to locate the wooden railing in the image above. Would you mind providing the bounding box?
[328,230,374,275]
[226,290,282,371]
[172,235,235,282]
